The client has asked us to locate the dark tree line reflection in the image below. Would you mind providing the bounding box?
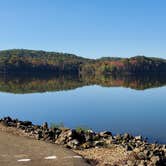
[0,73,165,94]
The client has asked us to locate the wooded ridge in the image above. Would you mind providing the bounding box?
[0,49,166,75]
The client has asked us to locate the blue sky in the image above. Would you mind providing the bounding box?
[0,0,166,58]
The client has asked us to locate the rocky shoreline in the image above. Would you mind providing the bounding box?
[0,117,166,166]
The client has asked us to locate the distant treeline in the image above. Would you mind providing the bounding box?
[80,56,166,75]
[0,49,166,75]
[0,49,88,74]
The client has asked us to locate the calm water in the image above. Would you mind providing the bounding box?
[0,74,166,143]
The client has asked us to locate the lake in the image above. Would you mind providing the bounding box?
[0,74,166,143]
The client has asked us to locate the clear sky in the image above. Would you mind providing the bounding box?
[0,0,166,58]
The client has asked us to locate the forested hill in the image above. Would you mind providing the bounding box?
[0,49,89,74]
[81,56,166,75]
[0,49,166,75]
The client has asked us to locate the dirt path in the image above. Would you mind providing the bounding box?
[0,131,89,166]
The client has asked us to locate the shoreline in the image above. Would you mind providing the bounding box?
[0,117,166,165]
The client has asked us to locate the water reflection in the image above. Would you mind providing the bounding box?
[0,74,165,93]
[0,73,166,143]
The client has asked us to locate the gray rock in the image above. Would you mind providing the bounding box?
[36,130,43,140]
[16,122,21,128]
[67,139,79,149]
[54,128,62,135]
[162,145,166,149]
[93,140,105,147]
[105,137,114,145]
[55,129,74,144]
[143,150,150,157]
[123,133,131,140]
[135,136,142,141]
[114,134,122,141]
[99,131,112,138]
[137,152,148,160]
[21,121,32,126]
[85,132,94,142]
[42,122,48,130]
[81,142,93,149]
[150,156,160,165]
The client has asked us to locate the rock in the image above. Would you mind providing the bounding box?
[143,149,150,157]
[123,133,131,140]
[19,125,26,130]
[54,128,62,139]
[81,142,93,149]
[1,117,13,126]
[139,146,146,152]
[84,133,92,142]
[99,131,112,138]
[148,150,154,158]
[150,156,160,165]
[114,134,122,141]
[16,122,21,128]
[133,147,141,153]
[135,142,141,148]
[87,129,94,133]
[36,130,43,140]
[93,140,105,147]
[127,160,136,166]
[21,121,32,126]
[55,135,66,144]
[137,160,146,166]
[135,136,142,141]
[25,127,34,133]
[85,131,96,142]
[137,150,150,160]
[4,117,12,123]
[7,121,16,127]
[48,129,55,140]
[33,125,40,130]
[162,145,166,149]
[105,138,114,145]
[153,149,164,157]
[55,129,74,144]
[137,152,148,160]
[125,144,133,151]
[42,122,48,130]
[42,131,49,140]
[67,139,79,149]
[92,134,100,141]
[75,130,86,143]
[1,115,166,166]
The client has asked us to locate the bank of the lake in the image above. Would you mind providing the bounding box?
[0,117,165,166]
